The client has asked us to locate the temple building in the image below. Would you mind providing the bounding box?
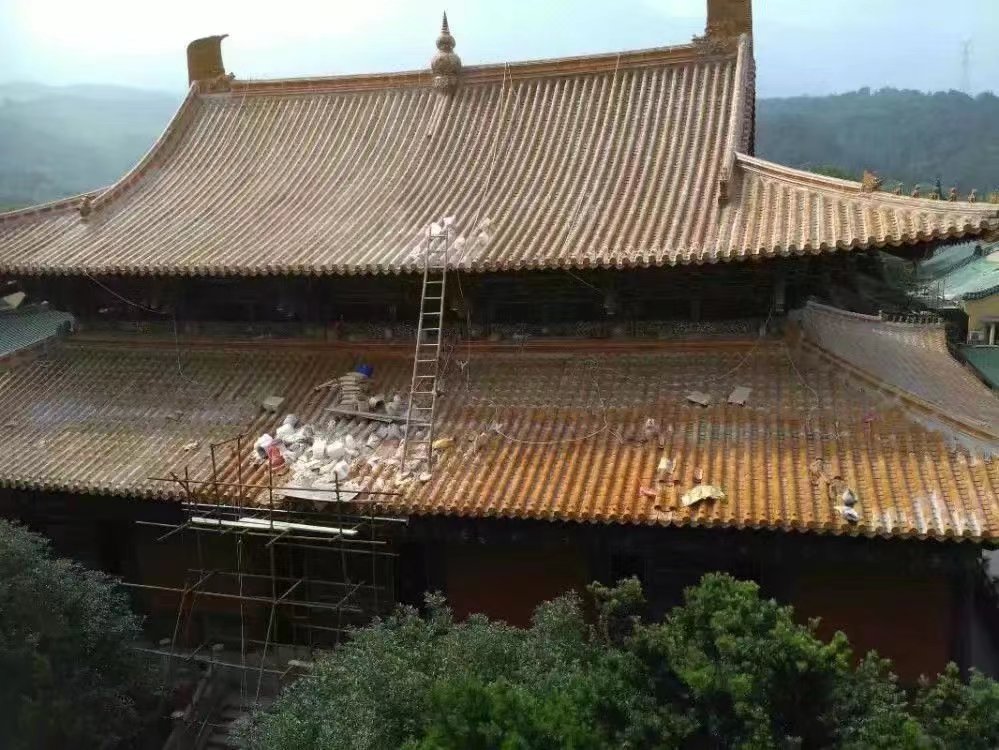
[880,240,999,388]
[1,0,998,684]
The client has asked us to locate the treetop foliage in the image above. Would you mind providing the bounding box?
[0,520,152,750]
[757,88,999,198]
[239,573,999,749]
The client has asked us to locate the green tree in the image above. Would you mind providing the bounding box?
[757,88,999,200]
[239,573,999,750]
[912,663,999,749]
[0,520,151,749]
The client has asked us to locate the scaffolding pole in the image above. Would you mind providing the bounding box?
[124,433,405,708]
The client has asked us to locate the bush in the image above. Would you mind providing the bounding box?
[240,573,999,749]
[0,520,151,749]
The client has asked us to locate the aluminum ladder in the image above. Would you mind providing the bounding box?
[403,223,450,472]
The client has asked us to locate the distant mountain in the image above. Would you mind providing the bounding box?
[1,84,997,212]
[756,88,999,199]
[0,83,181,210]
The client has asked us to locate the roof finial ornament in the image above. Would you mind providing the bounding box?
[431,12,462,94]
[78,195,93,220]
[860,170,883,193]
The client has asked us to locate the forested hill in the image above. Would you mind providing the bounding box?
[756,88,999,198]
[0,83,181,211]
[0,84,997,211]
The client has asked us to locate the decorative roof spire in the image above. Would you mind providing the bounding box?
[431,12,461,94]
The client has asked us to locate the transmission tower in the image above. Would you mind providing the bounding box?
[960,39,971,94]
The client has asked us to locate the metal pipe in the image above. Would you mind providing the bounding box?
[147,474,402,497]
[122,582,364,613]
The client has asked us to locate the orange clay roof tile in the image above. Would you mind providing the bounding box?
[1,38,994,277]
[0,333,995,542]
[802,301,999,441]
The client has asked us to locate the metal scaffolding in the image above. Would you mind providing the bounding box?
[124,433,405,704]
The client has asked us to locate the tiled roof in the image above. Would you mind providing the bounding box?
[1,37,995,277]
[1,334,997,542]
[919,241,984,279]
[0,306,74,358]
[962,346,999,391]
[716,156,999,259]
[801,301,999,443]
[920,241,999,302]
[0,42,748,276]
[963,284,999,301]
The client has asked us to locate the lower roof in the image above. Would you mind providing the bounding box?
[0,326,996,542]
[801,301,999,442]
[0,306,74,359]
[920,241,999,302]
[962,346,999,391]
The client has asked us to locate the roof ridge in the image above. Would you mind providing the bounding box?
[963,282,999,300]
[717,33,752,204]
[233,41,731,95]
[736,154,999,214]
[805,300,946,329]
[0,83,202,228]
[0,189,103,225]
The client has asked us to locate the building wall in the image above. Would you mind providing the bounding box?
[444,542,589,627]
[791,567,955,683]
[964,293,999,340]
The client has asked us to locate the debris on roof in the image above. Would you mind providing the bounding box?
[686,391,712,407]
[275,414,300,442]
[656,455,676,483]
[727,386,751,405]
[312,378,338,392]
[809,458,828,485]
[682,484,726,507]
[828,477,858,508]
[0,292,26,311]
[0,341,995,541]
[431,437,455,452]
[337,371,371,411]
[261,395,285,413]
[265,442,285,469]
[325,406,406,423]
[643,417,661,444]
[182,441,199,452]
[837,506,860,524]
[253,434,274,460]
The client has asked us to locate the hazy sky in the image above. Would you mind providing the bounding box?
[0,0,996,97]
